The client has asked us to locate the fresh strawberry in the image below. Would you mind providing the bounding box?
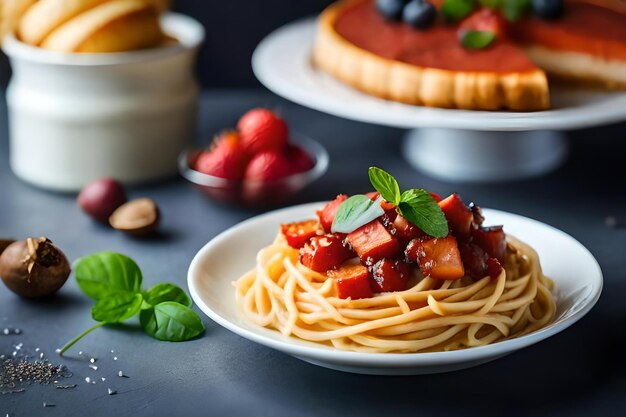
[459,8,507,38]
[238,108,288,154]
[244,150,292,181]
[285,144,314,174]
[195,131,247,180]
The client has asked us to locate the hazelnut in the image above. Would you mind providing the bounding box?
[78,177,127,223]
[0,239,15,256]
[0,237,71,298]
[109,198,160,235]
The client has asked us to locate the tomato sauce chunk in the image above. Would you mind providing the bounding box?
[347,220,400,264]
[280,219,319,249]
[438,193,473,238]
[328,263,373,299]
[370,258,411,293]
[392,214,424,244]
[409,236,465,280]
[316,194,348,233]
[299,234,353,273]
[472,225,506,263]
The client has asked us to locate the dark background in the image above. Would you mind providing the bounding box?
[0,0,333,88]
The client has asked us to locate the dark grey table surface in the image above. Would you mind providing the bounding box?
[1,89,625,417]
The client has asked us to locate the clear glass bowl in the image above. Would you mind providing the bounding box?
[179,135,329,206]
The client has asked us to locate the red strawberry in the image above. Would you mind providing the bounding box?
[195,131,247,180]
[238,108,289,154]
[244,150,292,181]
[459,8,507,39]
[285,144,314,174]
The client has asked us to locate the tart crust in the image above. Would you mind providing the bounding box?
[313,0,550,111]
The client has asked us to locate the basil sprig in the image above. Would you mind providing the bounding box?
[59,252,204,355]
[442,0,531,26]
[460,30,497,49]
[330,167,448,238]
[441,0,477,22]
[331,195,385,233]
[502,0,531,21]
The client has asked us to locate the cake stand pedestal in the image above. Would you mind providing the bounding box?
[252,19,626,182]
[403,129,568,182]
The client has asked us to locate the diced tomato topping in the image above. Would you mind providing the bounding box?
[429,192,442,202]
[328,263,373,299]
[487,258,503,280]
[280,219,319,249]
[365,191,396,211]
[391,214,425,244]
[369,258,411,293]
[472,225,506,263]
[299,234,353,273]
[459,242,489,279]
[347,220,401,264]
[316,194,348,233]
[409,236,465,280]
[439,193,473,238]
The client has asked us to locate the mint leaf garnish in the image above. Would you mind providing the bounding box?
[460,30,497,49]
[502,0,531,21]
[369,167,449,238]
[479,0,502,8]
[331,195,385,234]
[399,190,449,238]
[441,0,476,22]
[368,167,401,205]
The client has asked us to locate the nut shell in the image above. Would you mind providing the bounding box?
[109,198,160,235]
[0,237,71,298]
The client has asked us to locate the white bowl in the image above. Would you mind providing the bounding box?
[2,13,204,192]
[188,203,603,375]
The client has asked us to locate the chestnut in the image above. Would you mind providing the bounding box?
[78,177,127,223]
[0,237,71,298]
[0,239,15,256]
[109,198,160,235]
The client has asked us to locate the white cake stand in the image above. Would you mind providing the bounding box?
[252,19,626,182]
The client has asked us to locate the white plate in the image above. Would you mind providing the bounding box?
[252,19,626,131]
[188,203,603,375]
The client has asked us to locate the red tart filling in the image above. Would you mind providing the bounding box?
[333,0,626,73]
[334,0,536,73]
[510,3,626,61]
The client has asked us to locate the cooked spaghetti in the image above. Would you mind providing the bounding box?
[234,234,556,353]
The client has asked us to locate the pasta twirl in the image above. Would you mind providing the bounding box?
[234,234,556,353]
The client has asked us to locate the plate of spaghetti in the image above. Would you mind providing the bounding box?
[188,168,602,375]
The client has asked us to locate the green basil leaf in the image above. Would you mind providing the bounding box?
[398,189,449,238]
[502,0,530,21]
[91,292,143,323]
[479,0,501,8]
[143,283,191,308]
[441,0,476,22]
[74,252,142,300]
[460,30,497,49]
[331,194,385,234]
[368,167,401,205]
[140,302,205,342]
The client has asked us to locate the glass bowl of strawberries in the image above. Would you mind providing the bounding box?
[179,108,329,206]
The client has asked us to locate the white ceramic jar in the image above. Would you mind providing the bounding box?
[2,13,204,192]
